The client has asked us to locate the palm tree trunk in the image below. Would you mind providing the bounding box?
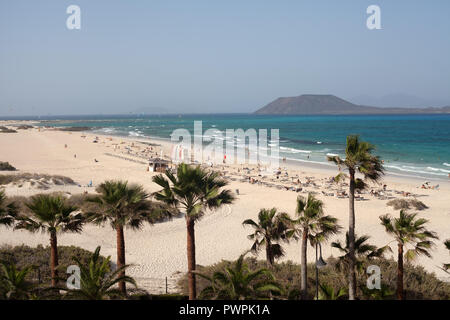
[348,169,357,300]
[265,239,274,300]
[266,238,273,267]
[50,231,58,287]
[397,243,404,300]
[300,228,308,299]
[186,217,196,300]
[116,225,127,296]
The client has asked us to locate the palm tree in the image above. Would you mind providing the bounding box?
[444,239,450,273]
[65,246,137,300]
[198,252,282,300]
[0,262,36,300]
[327,135,384,299]
[290,194,340,299]
[15,194,84,287]
[379,210,438,300]
[153,163,234,300]
[242,208,291,267]
[318,283,347,300]
[332,232,391,274]
[85,180,164,296]
[0,189,17,227]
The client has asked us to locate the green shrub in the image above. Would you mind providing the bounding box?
[387,198,428,211]
[178,256,450,300]
[0,126,17,133]
[0,244,110,288]
[0,162,16,171]
[129,293,188,300]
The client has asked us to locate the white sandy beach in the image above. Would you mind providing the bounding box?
[1,124,449,293]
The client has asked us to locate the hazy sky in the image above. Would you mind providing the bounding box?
[1,0,450,116]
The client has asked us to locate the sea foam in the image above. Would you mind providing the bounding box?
[280,146,312,154]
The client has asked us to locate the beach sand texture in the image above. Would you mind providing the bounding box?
[1,125,449,293]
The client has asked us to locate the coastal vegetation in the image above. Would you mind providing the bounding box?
[83,180,167,296]
[64,246,137,300]
[14,194,85,287]
[196,252,282,300]
[0,162,16,171]
[2,242,448,300]
[179,256,450,300]
[318,283,347,300]
[15,125,34,130]
[387,198,428,211]
[0,190,17,227]
[0,134,448,300]
[0,173,76,188]
[380,210,438,300]
[331,232,391,274]
[0,244,108,286]
[287,194,340,299]
[242,208,291,267]
[444,239,450,273]
[327,135,384,299]
[153,163,234,300]
[0,126,17,133]
[0,261,36,300]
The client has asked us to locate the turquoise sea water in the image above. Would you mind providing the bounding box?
[38,114,450,180]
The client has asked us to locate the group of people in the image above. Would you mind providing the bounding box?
[421,182,439,190]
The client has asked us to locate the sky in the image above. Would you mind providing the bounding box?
[1,0,450,116]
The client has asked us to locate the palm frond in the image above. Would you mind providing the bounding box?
[380,210,437,262]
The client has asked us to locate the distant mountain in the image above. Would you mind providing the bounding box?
[254,94,450,115]
[350,93,450,108]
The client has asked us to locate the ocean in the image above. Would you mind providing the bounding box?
[36,114,450,181]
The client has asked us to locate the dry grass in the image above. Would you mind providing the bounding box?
[178,256,450,300]
[409,198,429,210]
[0,244,109,287]
[0,173,77,188]
[387,198,428,211]
[15,125,34,130]
[0,162,16,171]
[0,126,17,133]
